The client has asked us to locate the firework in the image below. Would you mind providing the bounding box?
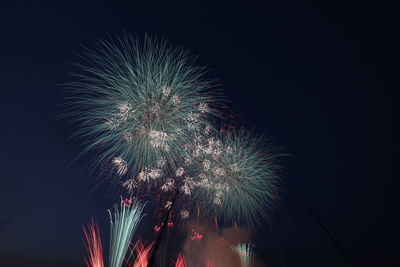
[192,128,281,225]
[108,198,145,267]
[232,243,254,267]
[129,240,154,267]
[65,35,222,187]
[83,220,104,267]
[174,254,186,267]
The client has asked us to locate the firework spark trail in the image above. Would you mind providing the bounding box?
[129,240,154,267]
[174,254,186,267]
[65,35,223,190]
[83,220,104,267]
[109,198,145,267]
[232,243,254,267]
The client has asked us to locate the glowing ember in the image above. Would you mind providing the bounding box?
[154,225,161,232]
[120,198,134,207]
[190,229,203,241]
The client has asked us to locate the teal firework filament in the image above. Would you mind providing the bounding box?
[108,199,145,267]
[232,243,255,267]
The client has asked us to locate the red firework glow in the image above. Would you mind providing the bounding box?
[121,197,134,207]
[83,220,104,267]
[154,225,161,232]
[129,240,154,267]
[190,229,203,241]
[175,254,186,267]
[154,221,173,232]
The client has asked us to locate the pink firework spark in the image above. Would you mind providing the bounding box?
[190,229,203,241]
[174,254,186,267]
[154,224,162,232]
[121,197,134,207]
[129,240,154,267]
[83,220,104,267]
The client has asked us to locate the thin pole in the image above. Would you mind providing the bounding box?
[288,189,356,267]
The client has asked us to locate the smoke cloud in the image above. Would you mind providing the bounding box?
[182,221,265,267]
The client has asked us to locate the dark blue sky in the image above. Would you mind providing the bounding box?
[0,1,397,266]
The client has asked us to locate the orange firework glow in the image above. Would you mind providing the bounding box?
[129,240,154,267]
[83,220,104,267]
[175,254,186,267]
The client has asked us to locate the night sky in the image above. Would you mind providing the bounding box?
[0,1,398,266]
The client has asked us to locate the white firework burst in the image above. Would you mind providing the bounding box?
[198,102,209,114]
[161,85,171,97]
[116,101,132,122]
[175,167,185,177]
[171,95,181,106]
[148,130,171,151]
[156,157,167,168]
[137,168,162,182]
[121,179,137,194]
[212,167,226,177]
[112,157,128,176]
[186,112,200,130]
[164,201,172,209]
[180,209,189,219]
[204,124,212,135]
[202,159,211,171]
[122,131,134,142]
[180,184,192,196]
[105,118,120,130]
[161,179,175,192]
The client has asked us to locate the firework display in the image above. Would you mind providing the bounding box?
[70,35,282,266]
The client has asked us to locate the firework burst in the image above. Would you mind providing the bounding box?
[192,128,281,225]
[65,35,222,187]
[108,198,145,267]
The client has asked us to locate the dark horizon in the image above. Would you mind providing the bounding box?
[0,1,398,266]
